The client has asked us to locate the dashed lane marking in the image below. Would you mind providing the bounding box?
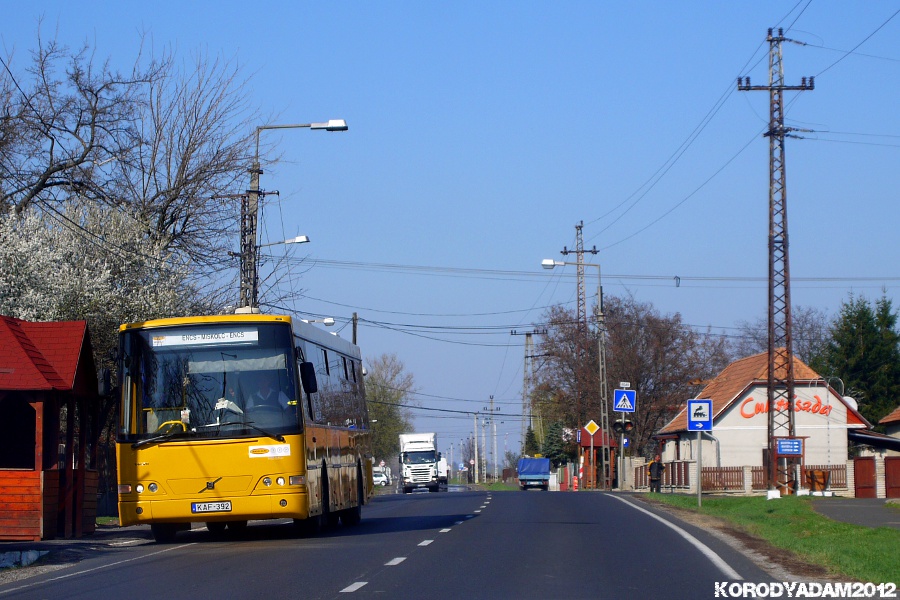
[418,540,434,546]
[340,582,368,593]
[385,557,406,566]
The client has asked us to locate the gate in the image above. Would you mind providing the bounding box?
[853,457,876,498]
[886,457,900,499]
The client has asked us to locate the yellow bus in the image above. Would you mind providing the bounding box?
[115,313,373,542]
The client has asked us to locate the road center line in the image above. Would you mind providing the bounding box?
[385,557,406,566]
[608,495,743,581]
[418,539,434,546]
[439,528,452,533]
[340,582,368,593]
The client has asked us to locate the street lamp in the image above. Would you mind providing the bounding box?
[301,318,335,327]
[240,120,348,310]
[542,258,611,490]
[258,235,310,248]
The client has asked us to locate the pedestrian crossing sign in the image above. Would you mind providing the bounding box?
[613,389,636,413]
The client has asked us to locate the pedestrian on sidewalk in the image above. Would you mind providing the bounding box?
[648,454,665,493]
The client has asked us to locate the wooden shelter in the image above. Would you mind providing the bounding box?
[0,315,101,540]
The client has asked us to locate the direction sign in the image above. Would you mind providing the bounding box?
[777,438,803,455]
[688,399,713,431]
[613,389,636,413]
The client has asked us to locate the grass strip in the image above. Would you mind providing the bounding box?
[648,494,899,583]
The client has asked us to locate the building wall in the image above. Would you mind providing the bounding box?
[665,383,853,468]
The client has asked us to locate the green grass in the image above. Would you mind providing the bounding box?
[480,481,520,492]
[648,494,900,583]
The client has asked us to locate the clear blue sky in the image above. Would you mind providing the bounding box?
[5,2,899,461]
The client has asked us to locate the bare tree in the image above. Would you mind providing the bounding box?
[732,305,830,365]
[533,295,732,457]
[1,29,257,280]
[0,30,158,215]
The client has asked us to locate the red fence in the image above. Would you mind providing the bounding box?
[701,466,743,491]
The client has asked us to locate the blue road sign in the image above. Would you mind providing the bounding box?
[688,399,713,431]
[613,389,636,412]
[777,439,803,455]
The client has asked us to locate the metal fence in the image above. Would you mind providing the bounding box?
[635,462,848,493]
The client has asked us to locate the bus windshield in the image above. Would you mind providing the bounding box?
[119,322,300,441]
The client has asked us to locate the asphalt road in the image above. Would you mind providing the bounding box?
[0,489,775,600]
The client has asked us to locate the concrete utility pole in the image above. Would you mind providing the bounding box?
[473,413,480,484]
[239,120,347,309]
[511,329,547,453]
[560,224,609,490]
[738,28,814,495]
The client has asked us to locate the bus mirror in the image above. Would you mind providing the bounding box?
[299,361,318,394]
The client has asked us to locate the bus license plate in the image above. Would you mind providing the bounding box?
[191,501,232,514]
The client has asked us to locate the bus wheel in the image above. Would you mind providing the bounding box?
[322,466,339,528]
[227,520,248,535]
[294,515,321,537]
[206,522,227,536]
[151,523,178,544]
[341,468,363,526]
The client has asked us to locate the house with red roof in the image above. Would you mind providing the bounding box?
[653,351,873,497]
[0,315,101,540]
[880,405,900,447]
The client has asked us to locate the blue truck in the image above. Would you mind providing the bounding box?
[517,457,551,491]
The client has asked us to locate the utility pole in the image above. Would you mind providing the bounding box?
[482,417,488,483]
[511,329,547,452]
[491,396,498,481]
[738,28,814,495]
[473,413,479,484]
[558,223,609,490]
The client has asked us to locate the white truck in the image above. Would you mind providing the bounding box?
[399,433,442,493]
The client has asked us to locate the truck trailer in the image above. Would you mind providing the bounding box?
[517,457,551,491]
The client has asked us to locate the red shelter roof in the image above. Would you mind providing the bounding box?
[0,315,92,393]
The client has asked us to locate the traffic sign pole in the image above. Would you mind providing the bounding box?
[697,430,702,507]
[687,399,713,507]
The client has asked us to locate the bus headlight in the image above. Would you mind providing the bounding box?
[276,477,285,486]
[263,477,272,487]
[148,483,158,493]
[136,484,145,493]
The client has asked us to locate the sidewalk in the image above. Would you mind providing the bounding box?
[0,523,152,571]
[810,497,900,530]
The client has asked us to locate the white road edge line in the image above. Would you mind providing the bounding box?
[609,495,743,581]
[385,557,406,566]
[340,582,368,593]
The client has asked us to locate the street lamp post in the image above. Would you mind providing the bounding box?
[542,258,611,490]
[240,120,348,309]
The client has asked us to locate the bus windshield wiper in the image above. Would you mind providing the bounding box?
[196,421,284,443]
[132,430,190,449]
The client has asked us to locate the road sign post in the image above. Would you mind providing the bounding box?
[613,389,636,490]
[687,400,713,506]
